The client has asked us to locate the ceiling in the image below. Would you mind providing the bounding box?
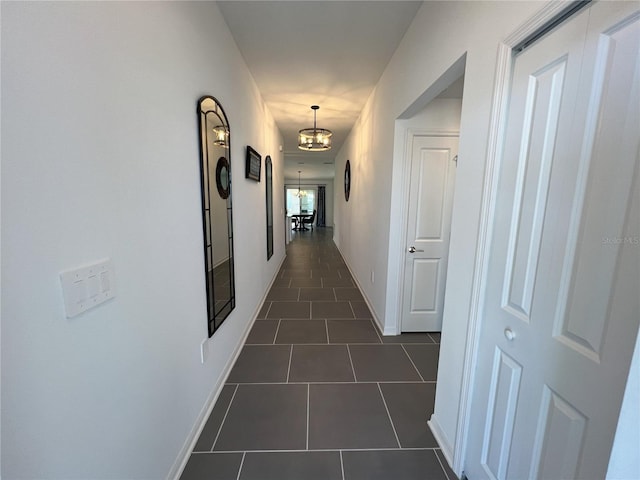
[217,1,424,181]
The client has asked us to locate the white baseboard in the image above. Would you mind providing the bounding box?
[167,364,233,480]
[337,252,386,335]
[167,254,286,480]
[383,325,397,336]
[428,414,459,478]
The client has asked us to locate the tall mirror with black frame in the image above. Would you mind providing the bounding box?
[265,155,274,260]
[197,96,235,337]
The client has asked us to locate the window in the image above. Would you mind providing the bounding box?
[286,188,315,215]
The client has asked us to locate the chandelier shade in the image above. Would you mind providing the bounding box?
[298,105,332,151]
[212,125,229,146]
[296,170,307,197]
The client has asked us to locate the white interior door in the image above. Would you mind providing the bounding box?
[466,3,640,479]
[401,135,458,332]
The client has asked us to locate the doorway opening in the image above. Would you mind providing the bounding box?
[385,55,466,336]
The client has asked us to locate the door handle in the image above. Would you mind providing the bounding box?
[408,246,424,253]
[504,328,516,341]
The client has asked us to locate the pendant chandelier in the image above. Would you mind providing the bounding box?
[298,105,332,151]
[296,170,307,198]
[212,125,229,146]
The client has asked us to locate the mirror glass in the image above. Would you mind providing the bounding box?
[265,155,274,259]
[198,96,235,337]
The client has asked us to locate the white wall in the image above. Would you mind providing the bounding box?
[334,1,639,476]
[332,0,543,465]
[1,2,284,479]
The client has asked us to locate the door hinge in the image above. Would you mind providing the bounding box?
[453,155,458,165]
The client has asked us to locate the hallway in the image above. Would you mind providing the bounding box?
[180,228,456,479]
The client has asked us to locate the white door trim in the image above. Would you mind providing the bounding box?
[388,127,460,335]
[453,1,577,476]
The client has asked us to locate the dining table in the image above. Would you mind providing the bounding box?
[289,213,311,231]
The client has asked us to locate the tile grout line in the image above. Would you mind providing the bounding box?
[272,319,281,344]
[208,447,440,454]
[306,383,310,450]
[325,319,330,344]
[235,451,246,480]
[348,301,356,320]
[286,344,293,383]
[377,382,402,449]
[263,301,273,318]
[231,341,435,346]
[434,450,453,480]
[210,384,239,452]
[225,380,436,386]
[370,318,384,343]
[401,344,426,382]
[340,450,345,480]
[346,344,358,382]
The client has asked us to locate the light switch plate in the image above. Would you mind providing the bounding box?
[60,259,115,318]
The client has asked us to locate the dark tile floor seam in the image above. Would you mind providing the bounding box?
[377,382,402,449]
[434,450,453,480]
[342,447,441,452]
[372,318,384,343]
[271,319,281,344]
[306,383,310,450]
[225,380,436,385]
[236,452,246,480]
[201,447,443,454]
[324,319,330,343]
[210,384,239,452]
[285,344,293,382]
[348,301,356,318]
[402,344,426,382]
[246,341,428,346]
[346,345,358,382]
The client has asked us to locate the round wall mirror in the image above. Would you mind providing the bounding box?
[215,157,230,199]
[344,160,351,201]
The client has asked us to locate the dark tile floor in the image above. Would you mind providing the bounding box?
[181,227,457,480]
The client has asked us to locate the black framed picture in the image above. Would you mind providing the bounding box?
[245,145,261,181]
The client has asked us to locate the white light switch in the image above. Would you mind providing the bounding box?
[74,280,87,304]
[60,259,115,318]
[100,271,110,292]
[87,274,100,298]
